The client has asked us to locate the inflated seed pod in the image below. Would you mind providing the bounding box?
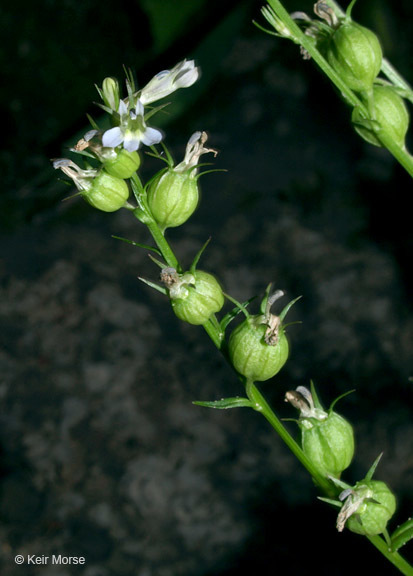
[83,170,129,212]
[103,149,141,179]
[300,411,354,478]
[327,20,382,92]
[52,159,129,213]
[161,268,224,326]
[147,169,199,230]
[352,85,410,148]
[228,315,289,382]
[343,480,396,536]
[148,131,217,230]
[285,386,354,478]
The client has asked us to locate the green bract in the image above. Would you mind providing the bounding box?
[352,85,410,148]
[228,316,289,382]
[103,149,141,179]
[147,169,199,230]
[346,480,396,536]
[300,411,354,478]
[169,270,224,325]
[327,21,382,92]
[83,171,129,212]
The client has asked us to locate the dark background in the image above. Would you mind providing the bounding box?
[1,0,413,574]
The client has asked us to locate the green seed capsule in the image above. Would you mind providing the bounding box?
[147,170,199,230]
[166,269,224,325]
[228,316,289,382]
[346,480,396,536]
[327,21,382,92]
[84,171,129,212]
[352,85,410,148]
[300,411,354,478]
[103,149,141,179]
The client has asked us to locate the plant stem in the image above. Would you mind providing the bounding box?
[367,535,413,576]
[245,379,336,496]
[131,150,413,574]
[265,0,413,178]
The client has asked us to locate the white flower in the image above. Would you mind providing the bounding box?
[139,59,199,105]
[102,99,163,152]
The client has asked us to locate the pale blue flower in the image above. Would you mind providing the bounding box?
[102,99,163,152]
[139,59,199,105]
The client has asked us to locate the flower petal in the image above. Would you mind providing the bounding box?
[123,132,141,152]
[141,127,163,146]
[102,127,124,148]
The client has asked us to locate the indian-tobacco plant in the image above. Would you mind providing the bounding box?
[52,9,413,572]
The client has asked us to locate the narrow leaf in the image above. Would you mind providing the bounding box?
[112,235,161,256]
[391,518,413,552]
[190,237,212,273]
[220,296,255,331]
[138,276,167,295]
[193,397,253,410]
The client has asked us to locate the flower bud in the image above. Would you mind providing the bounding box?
[352,85,410,148]
[103,149,141,179]
[147,131,217,230]
[101,77,120,111]
[338,480,396,535]
[285,386,354,478]
[327,20,382,92]
[160,268,224,325]
[228,290,293,382]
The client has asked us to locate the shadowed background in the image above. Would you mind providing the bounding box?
[1,0,413,574]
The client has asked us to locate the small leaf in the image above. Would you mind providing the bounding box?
[220,296,255,331]
[391,518,413,552]
[279,295,302,322]
[310,380,324,410]
[318,496,342,508]
[193,397,253,410]
[190,237,212,273]
[138,276,167,295]
[365,453,383,481]
[112,235,161,256]
[329,388,356,412]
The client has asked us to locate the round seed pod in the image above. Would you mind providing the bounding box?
[147,169,199,230]
[228,316,289,382]
[103,149,141,179]
[347,480,396,536]
[300,411,355,478]
[352,85,410,148]
[327,21,382,92]
[171,270,224,325]
[84,171,129,212]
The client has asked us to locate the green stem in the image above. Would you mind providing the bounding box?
[245,379,336,497]
[200,288,413,574]
[142,215,180,269]
[367,535,413,576]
